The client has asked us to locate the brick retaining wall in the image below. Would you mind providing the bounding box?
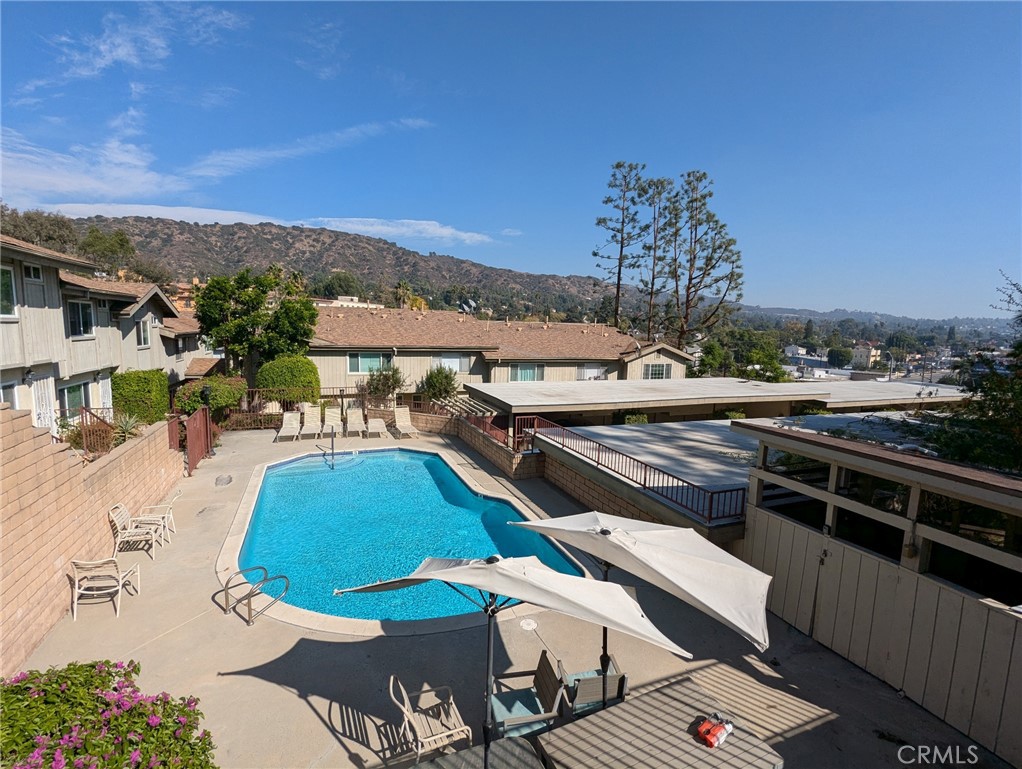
[0,404,183,675]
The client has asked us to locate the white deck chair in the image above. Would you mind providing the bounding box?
[389,675,472,763]
[393,406,421,439]
[71,558,141,620]
[323,405,344,438]
[346,407,368,438]
[136,489,181,545]
[366,416,389,438]
[109,504,159,560]
[299,403,321,439]
[276,411,301,442]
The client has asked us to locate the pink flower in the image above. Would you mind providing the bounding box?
[73,760,85,769]
[51,750,67,769]
[176,716,187,725]
[130,749,141,765]
[147,715,161,727]
[174,729,183,739]
[9,671,29,684]
[148,757,161,768]
[95,663,106,673]
[114,661,125,670]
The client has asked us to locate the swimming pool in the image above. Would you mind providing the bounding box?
[238,449,580,621]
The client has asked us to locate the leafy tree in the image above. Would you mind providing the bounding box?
[395,279,413,308]
[663,171,744,347]
[639,176,673,340]
[194,266,317,375]
[0,203,80,252]
[696,338,731,376]
[946,325,956,344]
[593,162,648,329]
[803,319,815,343]
[79,225,136,268]
[174,375,248,416]
[419,366,459,401]
[255,355,320,405]
[828,347,854,368]
[309,271,364,300]
[359,366,406,403]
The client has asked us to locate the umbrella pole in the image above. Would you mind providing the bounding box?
[600,560,611,709]
[483,593,497,769]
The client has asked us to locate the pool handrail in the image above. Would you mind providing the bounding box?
[218,566,291,626]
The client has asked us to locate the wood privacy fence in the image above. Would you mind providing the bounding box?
[519,416,746,523]
[182,407,214,476]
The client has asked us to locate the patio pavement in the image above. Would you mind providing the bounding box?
[23,429,1010,769]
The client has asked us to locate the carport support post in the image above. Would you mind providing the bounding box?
[483,593,498,769]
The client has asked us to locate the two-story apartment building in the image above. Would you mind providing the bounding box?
[852,345,882,369]
[308,307,692,393]
[1,236,210,431]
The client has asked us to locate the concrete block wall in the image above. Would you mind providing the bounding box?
[0,404,183,675]
[543,454,659,523]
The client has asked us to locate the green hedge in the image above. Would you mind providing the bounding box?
[110,370,170,424]
[255,355,320,404]
[175,375,247,417]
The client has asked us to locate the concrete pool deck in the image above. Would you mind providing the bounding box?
[21,429,1011,769]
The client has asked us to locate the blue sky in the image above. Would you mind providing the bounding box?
[2,2,1019,319]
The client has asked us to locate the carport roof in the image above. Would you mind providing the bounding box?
[464,377,967,415]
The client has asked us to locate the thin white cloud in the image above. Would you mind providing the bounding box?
[108,108,146,138]
[195,86,239,110]
[183,119,431,180]
[307,218,493,245]
[37,203,493,246]
[129,82,148,100]
[295,22,348,80]
[501,228,524,237]
[1,127,189,205]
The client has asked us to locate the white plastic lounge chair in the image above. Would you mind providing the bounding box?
[389,674,472,763]
[491,650,569,738]
[346,408,367,438]
[135,489,181,545]
[299,403,321,439]
[71,558,140,620]
[393,406,420,439]
[109,504,159,560]
[323,405,344,438]
[366,416,389,438]
[276,411,301,442]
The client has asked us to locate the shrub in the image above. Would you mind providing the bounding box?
[358,366,405,403]
[112,412,143,447]
[255,355,320,405]
[1,660,216,769]
[613,409,648,425]
[175,376,247,417]
[111,370,170,424]
[418,366,458,401]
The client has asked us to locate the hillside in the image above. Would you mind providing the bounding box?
[71,216,609,314]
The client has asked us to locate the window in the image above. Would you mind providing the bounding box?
[136,319,151,348]
[0,382,16,408]
[510,363,544,382]
[642,363,672,380]
[59,382,89,418]
[23,264,43,282]
[97,299,109,310]
[68,300,94,337]
[175,337,185,359]
[348,352,393,373]
[576,363,607,381]
[432,353,470,373]
[1,266,15,316]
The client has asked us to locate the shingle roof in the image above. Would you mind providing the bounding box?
[161,314,201,336]
[184,357,223,378]
[59,270,153,299]
[312,307,650,362]
[1,234,98,269]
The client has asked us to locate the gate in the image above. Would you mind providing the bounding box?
[184,406,213,476]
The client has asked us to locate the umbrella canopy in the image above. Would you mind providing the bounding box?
[336,555,691,659]
[336,555,690,769]
[511,511,772,652]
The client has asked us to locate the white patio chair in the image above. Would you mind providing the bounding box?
[136,489,181,545]
[389,674,472,763]
[276,411,301,442]
[299,403,321,439]
[323,405,344,438]
[366,416,389,438]
[346,408,368,438]
[71,558,141,620]
[109,504,159,560]
[393,406,420,439]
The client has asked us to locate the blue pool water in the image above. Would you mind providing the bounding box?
[239,449,580,621]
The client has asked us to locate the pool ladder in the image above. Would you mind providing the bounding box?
[218,566,290,626]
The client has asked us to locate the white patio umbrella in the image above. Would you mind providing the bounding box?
[511,512,772,653]
[335,555,691,769]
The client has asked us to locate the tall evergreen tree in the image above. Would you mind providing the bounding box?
[639,176,673,340]
[665,171,744,347]
[593,162,647,329]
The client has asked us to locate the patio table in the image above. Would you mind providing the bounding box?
[426,736,544,768]
[537,675,784,769]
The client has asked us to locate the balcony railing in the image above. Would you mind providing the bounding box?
[517,416,746,524]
